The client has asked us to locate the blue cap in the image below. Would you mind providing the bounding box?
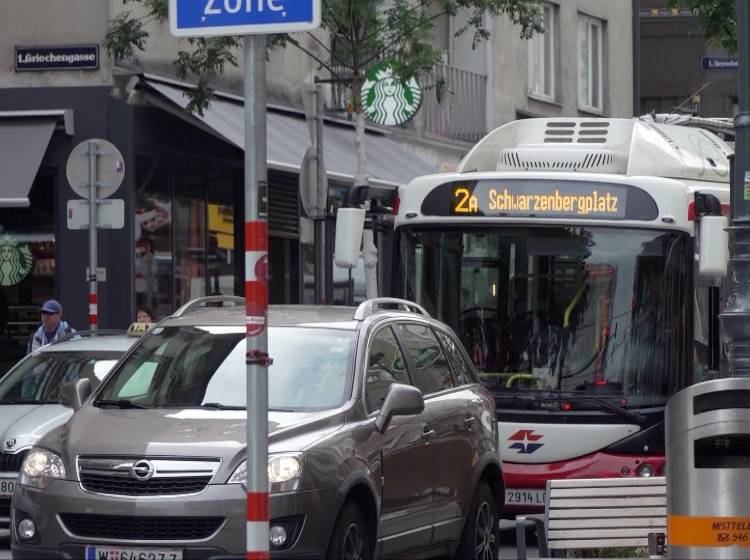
[40,299,62,314]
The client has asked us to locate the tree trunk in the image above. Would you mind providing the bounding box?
[350,71,378,298]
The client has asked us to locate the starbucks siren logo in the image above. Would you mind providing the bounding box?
[0,234,33,287]
[361,63,423,126]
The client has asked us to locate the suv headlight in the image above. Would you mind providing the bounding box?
[20,448,66,489]
[229,453,304,493]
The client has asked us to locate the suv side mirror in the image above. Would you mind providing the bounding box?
[375,384,424,433]
[61,379,92,411]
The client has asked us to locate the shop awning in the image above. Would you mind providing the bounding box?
[0,110,73,207]
[141,75,436,188]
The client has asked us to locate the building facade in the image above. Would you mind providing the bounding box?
[640,1,738,118]
[0,0,633,371]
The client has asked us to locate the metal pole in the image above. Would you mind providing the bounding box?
[632,0,641,117]
[87,140,98,332]
[244,34,270,560]
[315,85,327,304]
[719,1,750,376]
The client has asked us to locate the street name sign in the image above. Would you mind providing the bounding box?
[169,0,321,37]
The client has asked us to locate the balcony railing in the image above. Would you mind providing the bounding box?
[422,64,487,143]
[325,63,487,144]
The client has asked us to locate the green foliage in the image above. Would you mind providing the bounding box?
[105,0,542,114]
[566,547,648,558]
[669,0,737,54]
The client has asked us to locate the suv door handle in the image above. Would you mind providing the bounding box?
[421,427,436,441]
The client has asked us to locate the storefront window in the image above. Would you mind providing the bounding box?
[175,161,207,307]
[134,156,173,321]
[207,168,238,296]
[0,173,56,373]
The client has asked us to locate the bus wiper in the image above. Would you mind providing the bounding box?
[588,397,647,425]
[94,399,151,409]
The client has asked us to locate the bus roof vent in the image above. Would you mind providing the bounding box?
[544,121,610,144]
[498,147,620,173]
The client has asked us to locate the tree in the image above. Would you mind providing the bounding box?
[106,0,542,186]
[106,0,541,299]
[669,0,737,54]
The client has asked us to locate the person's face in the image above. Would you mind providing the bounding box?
[41,311,61,331]
[137,310,153,323]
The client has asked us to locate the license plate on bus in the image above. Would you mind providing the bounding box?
[84,546,183,560]
[0,479,15,497]
[505,488,546,506]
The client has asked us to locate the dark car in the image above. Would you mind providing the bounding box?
[12,297,503,560]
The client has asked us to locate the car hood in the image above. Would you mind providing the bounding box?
[0,404,72,454]
[51,406,345,465]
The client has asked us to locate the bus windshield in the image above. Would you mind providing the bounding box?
[396,226,691,409]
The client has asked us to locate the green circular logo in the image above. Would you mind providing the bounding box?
[362,63,423,127]
[0,234,33,286]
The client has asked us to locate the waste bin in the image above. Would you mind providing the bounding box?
[666,377,750,559]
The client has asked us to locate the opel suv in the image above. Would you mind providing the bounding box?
[12,297,503,560]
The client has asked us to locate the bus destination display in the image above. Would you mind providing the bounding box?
[420,179,659,221]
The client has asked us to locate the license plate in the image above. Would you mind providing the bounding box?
[505,488,546,506]
[0,479,15,497]
[84,546,183,560]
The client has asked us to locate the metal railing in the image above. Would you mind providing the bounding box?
[326,63,487,144]
[422,63,488,143]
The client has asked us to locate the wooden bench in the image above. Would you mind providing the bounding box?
[515,477,667,559]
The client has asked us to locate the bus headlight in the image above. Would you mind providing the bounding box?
[20,448,66,489]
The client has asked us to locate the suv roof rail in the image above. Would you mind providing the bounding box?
[52,329,127,345]
[354,298,430,320]
[172,296,246,317]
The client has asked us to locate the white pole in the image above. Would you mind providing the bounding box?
[87,140,98,331]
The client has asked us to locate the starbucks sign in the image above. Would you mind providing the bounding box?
[361,63,423,127]
[0,234,33,286]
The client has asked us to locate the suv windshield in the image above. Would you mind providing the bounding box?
[396,226,691,408]
[0,351,121,404]
[96,326,357,411]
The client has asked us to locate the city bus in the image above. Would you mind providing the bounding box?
[338,117,732,512]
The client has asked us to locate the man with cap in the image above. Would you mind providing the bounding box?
[26,299,75,354]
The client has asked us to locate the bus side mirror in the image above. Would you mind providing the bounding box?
[335,207,366,268]
[696,193,728,278]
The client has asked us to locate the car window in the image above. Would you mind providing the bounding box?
[435,330,477,386]
[0,351,123,404]
[398,323,456,395]
[98,326,356,411]
[365,326,411,413]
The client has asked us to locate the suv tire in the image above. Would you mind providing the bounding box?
[327,501,372,560]
[455,481,500,560]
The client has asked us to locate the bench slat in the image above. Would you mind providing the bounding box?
[549,517,666,529]
[549,527,664,539]
[549,496,666,508]
[550,486,665,499]
[548,476,665,489]
[548,507,666,519]
[548,538,651,550]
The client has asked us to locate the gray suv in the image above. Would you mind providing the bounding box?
[12,298,503,560]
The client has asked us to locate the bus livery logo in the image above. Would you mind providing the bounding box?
[508,430,544,454]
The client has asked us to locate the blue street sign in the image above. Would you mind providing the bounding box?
[169,0,321,37]
[701,55,738,71]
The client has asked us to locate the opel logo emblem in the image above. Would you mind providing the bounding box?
[131,460,155,481]
[4,438,16,450]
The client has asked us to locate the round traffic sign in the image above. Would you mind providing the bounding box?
[66,138,125,199]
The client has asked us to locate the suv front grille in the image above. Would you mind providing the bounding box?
[80,474,211,495]
[60,514,223,541]
[77,457,221,497]
[0,450,27,473]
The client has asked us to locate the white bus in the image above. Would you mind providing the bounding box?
[340,117,732,513]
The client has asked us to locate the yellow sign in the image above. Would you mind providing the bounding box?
[127,322,154,337]
[669,515,750,547]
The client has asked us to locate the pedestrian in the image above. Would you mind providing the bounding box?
[26,299,75,354]
[136,306,156,324]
